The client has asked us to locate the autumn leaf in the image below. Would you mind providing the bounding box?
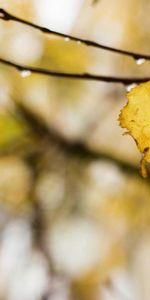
[119,81,150,178]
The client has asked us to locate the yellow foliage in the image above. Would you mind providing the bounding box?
[0,156,32,212]
[45,39,89,72]
[0,111,27,147]
[119,81,150,177]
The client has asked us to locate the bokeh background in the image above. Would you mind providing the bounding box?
[0,0,150,299]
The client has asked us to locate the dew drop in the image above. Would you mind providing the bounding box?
[125,83,137,92]
[77,40,81,45]
[64,37,70,42]
[20,70,31,78]
[135,58,146,65]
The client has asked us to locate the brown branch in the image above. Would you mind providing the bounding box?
[0,8,150,61]
[17,102,139,175]
[0,57,150,85]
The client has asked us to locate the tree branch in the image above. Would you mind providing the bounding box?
[17,102,139,175]
[0,57,150,85]
[0,8,150,62]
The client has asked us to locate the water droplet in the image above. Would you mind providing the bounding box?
[77,40,81,45]
[20,70,31,78]
[135,58,146,65]
[64,37,70,42]
[125,83,137,92]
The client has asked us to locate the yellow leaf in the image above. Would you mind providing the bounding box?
[119,81,150,177]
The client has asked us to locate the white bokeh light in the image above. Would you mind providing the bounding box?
[34,0,84,33]
[8,28,43,64]
[48,217,109,277]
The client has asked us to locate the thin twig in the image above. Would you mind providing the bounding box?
[0,57,150,84]
[0,8,150,61]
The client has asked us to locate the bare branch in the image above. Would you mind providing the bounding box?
[0,57,150,85]
[17,102,139,175]
[0,8,150,61]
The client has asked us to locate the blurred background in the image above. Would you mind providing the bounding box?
[0,0,150,299]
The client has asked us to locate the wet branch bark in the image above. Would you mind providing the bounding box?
[0,9,150,85]
[0,8,150,61]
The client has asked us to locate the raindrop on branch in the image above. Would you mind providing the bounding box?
[20,70,32,78]
[64,37,70,42]
[135,58,146,65]
[125,83,137,92]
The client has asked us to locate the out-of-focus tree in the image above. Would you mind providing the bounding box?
[0,1,150,300]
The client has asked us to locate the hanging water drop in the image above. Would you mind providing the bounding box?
[135,58,146,65]
[77,40,81,45]
[20,70,31,78]
[64,37,70,42]
[125,83,137,92]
